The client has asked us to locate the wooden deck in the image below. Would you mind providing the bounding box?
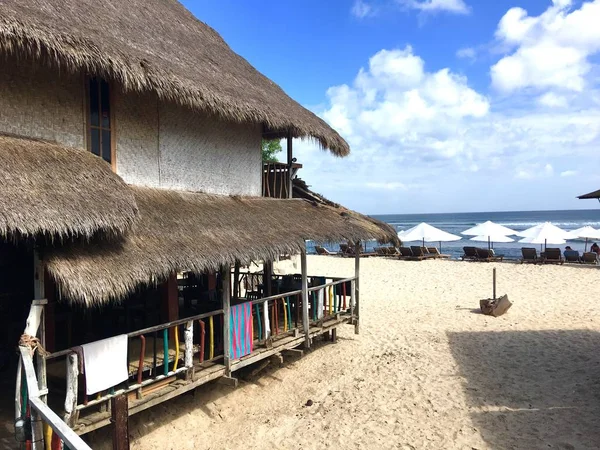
[73,313,353,435]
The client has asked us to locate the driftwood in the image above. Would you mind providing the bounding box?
[480,295,512,317]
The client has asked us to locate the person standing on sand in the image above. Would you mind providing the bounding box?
[591,243,600,255]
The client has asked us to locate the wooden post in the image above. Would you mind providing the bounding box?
[221,266,232,376]
[301,249,310,349]
[184,320,194,378]
[264,261,272,297]
[233,262,240,300]
[287,130,293,199]
[161,273,179,340]
[493,268,496,300]
[111,394,129,450]
[64,353,79,427]
[354,243,360,335]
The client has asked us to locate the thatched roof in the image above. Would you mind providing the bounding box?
[44,186,395,305]
[293,177,398,241]
[0,133,138,239]
[0,0,349,156]
[577,189,600,200]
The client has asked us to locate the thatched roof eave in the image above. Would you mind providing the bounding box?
[44,186,390,305]
[0,133,138,239]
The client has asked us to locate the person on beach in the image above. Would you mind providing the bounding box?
[591,243,600,255]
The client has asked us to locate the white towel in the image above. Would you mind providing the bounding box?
[81,335,128,395]
[263,300,271,339]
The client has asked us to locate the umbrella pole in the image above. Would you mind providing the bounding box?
[488,236,491,250]
[439,241,442,252]
[585,238,588,252]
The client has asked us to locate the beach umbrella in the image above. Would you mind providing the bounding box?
[462,221,517,237]
[566,226,600,251]
[517,222,570,250]
[462,221,517,249]
[397,222,461,250]
[470,234,514,249]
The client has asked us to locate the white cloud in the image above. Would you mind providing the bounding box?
[456,47,476,61]
[560,170,577,177]
[399,0,470,14]
[538,92,568,108]
[351,0,374,18]
[292,42,600,213]
[491,0,600,94]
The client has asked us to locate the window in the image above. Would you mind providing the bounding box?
[87,77,114,166]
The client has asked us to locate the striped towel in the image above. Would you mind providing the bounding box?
[230,303,253,359]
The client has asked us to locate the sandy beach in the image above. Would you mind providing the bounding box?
[89,255,600,450]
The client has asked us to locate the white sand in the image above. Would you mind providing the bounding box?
[91,256,600,449]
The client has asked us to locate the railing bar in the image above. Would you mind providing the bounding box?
[250,290,303,305]
[45,310,225,359]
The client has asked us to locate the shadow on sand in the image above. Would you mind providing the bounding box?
[447,329,600,449]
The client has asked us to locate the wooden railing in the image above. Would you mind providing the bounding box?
[262,162,301,198]
[44,309,224,427]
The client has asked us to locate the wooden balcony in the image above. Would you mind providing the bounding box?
[262,162,302,199]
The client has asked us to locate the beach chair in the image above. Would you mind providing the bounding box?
[461,246,478,260]
[520,247,539,264]
[374,247,388,256]
[315,246,333,256]
[541,248,564,264]
[563,250,581,263]
[398,247,415,260]
[475,248,504,262]
[427,247,451,259]
[582,252,598,265]
[410,246,437,260]
[386,247,399,256]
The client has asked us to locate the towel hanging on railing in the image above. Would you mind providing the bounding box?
[81,335,128,395]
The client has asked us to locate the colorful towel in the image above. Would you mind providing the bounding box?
[81,335,128,395]
[230,303,253,359]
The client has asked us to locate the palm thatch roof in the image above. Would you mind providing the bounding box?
[293,177,398,241]
[577,189,600,200]
[0,133,138,239]
[0,0,349,156]
[44,186,396,305]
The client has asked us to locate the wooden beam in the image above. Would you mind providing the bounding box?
[354,243,360,335]
[184,321,193,375]
[287,130,293,199]
[233,262,240,300]
[301,250,310,349]
[110,395,129,450]
[221,266,232,376]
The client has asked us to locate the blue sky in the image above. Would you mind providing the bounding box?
[182,0,600,214]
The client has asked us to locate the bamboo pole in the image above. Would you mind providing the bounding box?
[301,250,310,348]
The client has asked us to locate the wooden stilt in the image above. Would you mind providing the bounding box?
[110,394,129,450]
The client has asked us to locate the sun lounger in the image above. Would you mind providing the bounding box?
[475,248,504,262]
[461,246,478,260]
[410,246,437,260]
[315,246,333,256]
[426,247,451,259]
[386,246,399,256]
[541,248,564,264]
[398,247,426,260]
[520,247,539,264]
[375,246,390,256]
[563,250,581,263]
[582,252,598,265]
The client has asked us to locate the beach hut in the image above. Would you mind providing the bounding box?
[0,1,397,448]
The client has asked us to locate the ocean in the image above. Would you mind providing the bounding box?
[308,209,600,260]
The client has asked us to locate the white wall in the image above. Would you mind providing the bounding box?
[0,58,85,148]
[115,90,262,196]
[0,60,263,197]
